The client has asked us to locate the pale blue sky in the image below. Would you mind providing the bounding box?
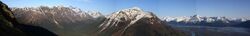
[1,0,250,18]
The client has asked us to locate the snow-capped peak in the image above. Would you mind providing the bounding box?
[99,7,156,32]
[107,7,150,21]
[98,7,184,36]
[129,7,142,11]
[87,11,104,18]
[161,15,248,23]
[189,14,202,22]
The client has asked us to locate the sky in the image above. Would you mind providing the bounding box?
[1,0,250,18]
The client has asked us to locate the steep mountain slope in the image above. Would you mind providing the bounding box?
[11,6,106,36]
[98,7,186,36]
[0,1,57,36]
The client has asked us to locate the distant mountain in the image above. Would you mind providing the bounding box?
[98,7,187,36]
[161,15,249,27]
[162,15,247,23]
[87,11,105,18]
[11,6,106,36]
[0,1,57,36]
[10,6,188,36]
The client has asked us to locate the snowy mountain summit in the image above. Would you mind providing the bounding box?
[162,15,248,23]
[11,6,187,36]
[99,7,155,31]
[98,7,186,36]
[87,11,105,18]
[11,6,106,36]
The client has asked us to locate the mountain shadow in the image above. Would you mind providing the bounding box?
[0,1,57,36]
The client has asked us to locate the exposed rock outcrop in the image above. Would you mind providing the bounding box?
[98,7,186,36]
[0,1,57,36]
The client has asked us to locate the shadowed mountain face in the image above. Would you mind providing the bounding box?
[9,5,187,36]
[0,1,57,36]
[98,7,186,36]
[233,20,250,29]
[4,1,188,35]
[11,5,106,36]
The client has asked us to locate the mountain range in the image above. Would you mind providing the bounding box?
[97,7,186,36]
[161,15,249,27]
[10,6,187,36]
[0,1,57,36]
[1,1,249,36]
[161,15,248,23]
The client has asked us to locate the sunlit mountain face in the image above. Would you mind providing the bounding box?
[1,0,250,36]
[10,6,187,36]
[11,6,106,36]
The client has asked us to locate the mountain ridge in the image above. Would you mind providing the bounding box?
[98,7,187,36]
[161,15,248,23]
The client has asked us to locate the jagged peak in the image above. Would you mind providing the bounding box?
[98,7,185,36]
[99,7,158,31]
[115,7,143,14]
[129,7,142,11]
[192,14,200,17]
[107,7,155,20]
[87,11,104,18]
